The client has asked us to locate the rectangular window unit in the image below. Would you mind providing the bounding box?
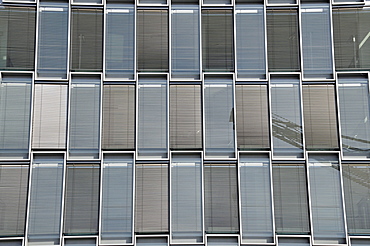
[338,74,370,158]
[71,8,103,72]
[64,164,100,236]
[37,2,68,79]
[32,84,68,149]
[239,154,273,244]
[137,9,168,72]
[278,237,310,246]
[136,237,168,246]
[69,75,101,159]
[64,238,97,246]
[171,4,200,79]
[202,9,234,72]
[170,85,202,150]
[0,240,22,246]
[101,154,134,244]
[235,4,266,79]
[302,84,338,150]
[105,3,135,79]
[207,236,238,245]
[351,239,370,245]
[267,9,300,72]
[102,84,135,150]
[235,84,270,150]
[0,74,32,159]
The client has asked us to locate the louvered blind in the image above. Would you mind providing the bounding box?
[137,10,168,72]
[202,9,234,72]
[170,85,202,150]
[135,164,168,233]
[273,164,310,234]
[64,164,100,235]
[267,9,300,72]
[0,6,35,70]
[0,165,28,237]
[102,85,135,150]
[32,84,67,149]
[71,8,103,72]
[236,85,269,150]
[204,163,239,233]
[302,84,338,150]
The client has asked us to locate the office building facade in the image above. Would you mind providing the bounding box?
[0,0,369,245]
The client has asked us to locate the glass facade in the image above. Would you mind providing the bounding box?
[0,0,370,245]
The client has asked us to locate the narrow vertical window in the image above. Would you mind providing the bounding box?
[69,76,101,159]
[204,76,235,158]
[171,5,200,79]
[37,2,68,79]
[137,9,168,72]
[71,8,103,72]
[0,74,32,159]
[105,3,135,79]
[202,9,234,72]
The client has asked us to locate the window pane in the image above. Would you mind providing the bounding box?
[105,3,134,79]
[32,84,67,149]
[37,2,68,78]
[338,75,370,158]
[71,8,103,72]
[171,154,202,243]
[170,85,202,150]
[0,165,28,237]
[202,9,234,72]
[28,155,64,244]
[69,76,100,159]
[204,76,235,158]
[137,9,168,72]
[64,164,100,235]
[270,76,303,158]
[101,154,133,244]
[204,163,239,233]
[235,5,266,79]
[301,4,333,78]
[171,5,200,79]
[267,9,300,72]
[278,238,310,246]
[235,85,269,150]
[240,154,273,243]
[0,6,36,70]
[102,85,135,150]
[137,76,168,159]
[0,74,32,159]
[136,238,167,246]
[207,237,238,246]
[64,238,96,246]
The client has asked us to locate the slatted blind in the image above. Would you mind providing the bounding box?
[32,84,67,149]
[302,84,338,150]
[0,6,35,70]
[64,164,100,235]
[273,164,310,234]
[170,85,202,150]
[202,9,234,72]
[204,163,239,233]
[102,85,135,150]
[135,164,168,233]
[235,85,269,150]
[0,165,28,237]
[137,9,168,72]
[71,8,103,72]
[267,9,300,72]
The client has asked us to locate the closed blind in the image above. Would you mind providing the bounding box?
[71,8,103,72]
[32,84,67,149]
[235,85,269,150]
[204,163,239,233]
[0,6,36,70]
[64,164,100,235]
[170,85,202,150]
[135,164,168,233]
[102,85,135,150]
[302,84,338,150]
[137,10,168,72]
[202,9,234,72]
[0,165,28,237]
